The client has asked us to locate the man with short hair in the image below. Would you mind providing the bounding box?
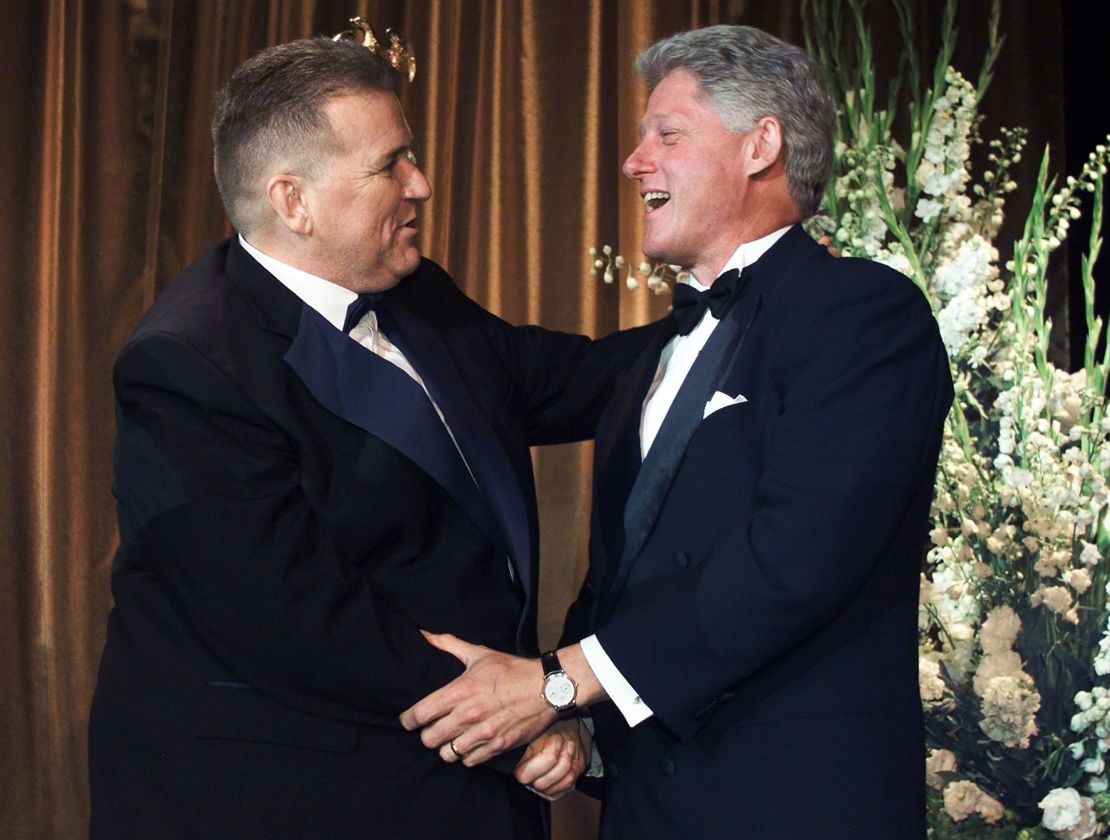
[88,36,649,839]
[402,25,952,838]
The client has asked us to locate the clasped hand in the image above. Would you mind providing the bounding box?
[399,631,587,799]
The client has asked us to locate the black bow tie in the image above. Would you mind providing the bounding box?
[670,268,742,335]
[342,292,390,333]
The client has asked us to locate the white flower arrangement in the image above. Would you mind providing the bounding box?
[594,0,1110,835]
[810,0,1110,833]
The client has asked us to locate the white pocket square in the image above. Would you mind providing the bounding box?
[703,390,748,418]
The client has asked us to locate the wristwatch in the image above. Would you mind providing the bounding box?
[540,650,578,718]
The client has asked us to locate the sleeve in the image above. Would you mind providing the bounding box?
[492,320,664,445]
[112,332,464,724]
[579,634,653,726]
[398,259,666,445]
[592,268,953,739]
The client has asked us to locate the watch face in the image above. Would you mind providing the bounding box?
[543,673,576,709]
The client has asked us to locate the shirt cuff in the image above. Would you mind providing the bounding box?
[579,634,653,727]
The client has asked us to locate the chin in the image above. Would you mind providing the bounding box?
[641,243,674,266]
[641,229,675,262]
[389,253,422,283]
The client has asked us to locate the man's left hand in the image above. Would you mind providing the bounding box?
[399,631,555,766]
[515,719,590,800]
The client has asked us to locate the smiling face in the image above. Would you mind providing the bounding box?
[623,69,762,283]
[300,90,431,292]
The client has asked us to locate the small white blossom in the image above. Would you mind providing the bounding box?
[925,748,957,789]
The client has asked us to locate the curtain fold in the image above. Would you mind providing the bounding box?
[0,2,1070,837]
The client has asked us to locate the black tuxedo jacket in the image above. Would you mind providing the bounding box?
[564,227,953,839]
[89,237,654,839]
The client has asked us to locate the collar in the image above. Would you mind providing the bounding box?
[687,224,794,289]
[239,234,357,331]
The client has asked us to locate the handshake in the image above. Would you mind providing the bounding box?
[401,632,599,801]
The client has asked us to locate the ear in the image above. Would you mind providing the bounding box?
[742,115,784,178]
[266,173,313,236]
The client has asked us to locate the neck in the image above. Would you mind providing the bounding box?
[690,227,791,286]
[242,229,292,264]
[244,230,338,288]
[692,200,800,285]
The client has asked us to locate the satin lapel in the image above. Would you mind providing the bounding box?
[611,280,764,594]
[283,305,508,556]
[593,322,676,581]
[382,301,532,591]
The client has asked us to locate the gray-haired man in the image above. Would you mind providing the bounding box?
[403,25,951,838]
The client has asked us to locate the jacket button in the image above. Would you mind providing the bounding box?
[673,552,689,568]
[659,757,676,776]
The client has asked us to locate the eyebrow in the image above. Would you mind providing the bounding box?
[373,137,414,170]
[638,112,677,138]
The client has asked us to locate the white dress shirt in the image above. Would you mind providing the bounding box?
[239,235,429,390]
[239,235,476,474]
[581,225,792,727]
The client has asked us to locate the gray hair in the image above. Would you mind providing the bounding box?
[212,38,399,234]
[636,25,834,217]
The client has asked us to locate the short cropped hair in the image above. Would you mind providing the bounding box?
[636,25,835,217]
[212,38,399,233]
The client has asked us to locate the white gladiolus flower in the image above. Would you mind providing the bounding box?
[1063,568,1092,594]
[932,234,998,298]
[915,197,943,223]
[937,286,990,356]
[1079,541,1101,566]
[1093,618,1110,675]
[1032,585,1074,617]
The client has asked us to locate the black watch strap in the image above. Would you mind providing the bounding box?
[541,649,562,676]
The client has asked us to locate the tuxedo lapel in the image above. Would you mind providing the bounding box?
[612,292,760,592]
[224,238,514,563]
[283,303,509,558]
[601,226,822,597]
[592,323,675,583]
[381,301,533,592]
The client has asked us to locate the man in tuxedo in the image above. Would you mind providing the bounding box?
[402,25,953,838]
[88,36,651,839]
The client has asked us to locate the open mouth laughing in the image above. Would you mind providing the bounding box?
[643,191,670,213]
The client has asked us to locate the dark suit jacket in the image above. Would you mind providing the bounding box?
[89,237,654,840]
[564,227,953,839]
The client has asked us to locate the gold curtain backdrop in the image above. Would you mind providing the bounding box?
[0,1,1066,837]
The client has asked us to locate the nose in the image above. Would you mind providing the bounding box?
[405,161,431,201]
[622,141,655,180]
